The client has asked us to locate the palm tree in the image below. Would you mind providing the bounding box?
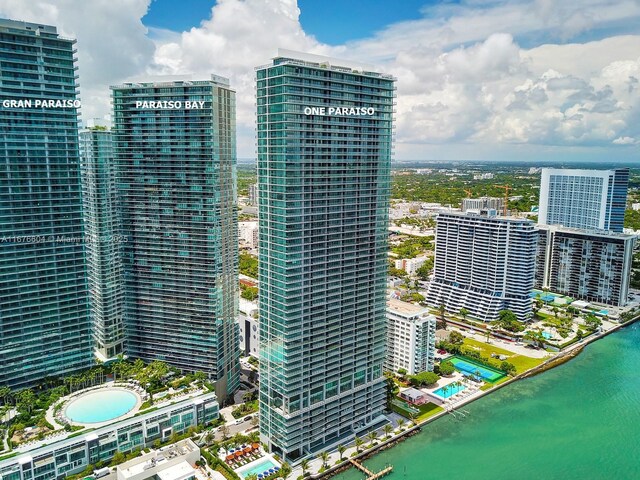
[474,369,482,382]
[319,451,329,469]
[204,429,215,446]
[366,430,378,447]
[383,424,393,439]
[396,418,406,432]
[220,424,230,440]
[337,444,346,461]
[442,385,449,399]
[300,459,310,477]
[438,303,447,330]
[354,437,364,453]
[0,386,11,406]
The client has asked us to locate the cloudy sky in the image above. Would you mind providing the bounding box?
[1,0,639,162]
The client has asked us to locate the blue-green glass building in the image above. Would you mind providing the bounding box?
[0,20,92,389]
[111,76,240,401]
[79,127,125,362]
[256,51,395,460]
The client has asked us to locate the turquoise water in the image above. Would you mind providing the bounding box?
[238,459,278,479]
[65,389,137,423]
[336,324,640,480]
[432,383,465,399]
[449,356,505,382]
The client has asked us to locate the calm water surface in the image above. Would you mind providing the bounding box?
[336,324,640,480]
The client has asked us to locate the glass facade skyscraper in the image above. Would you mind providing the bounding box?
[0,20,92,389]
[79,127,125,361]
[111,76,240,401]
[539,168,629,232]
[256,51,395,460]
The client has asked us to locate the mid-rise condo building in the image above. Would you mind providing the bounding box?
[0,20,92,389]
[385,299,436,375]
[427,211,537,322]
[535,225,635,306]
[111,76,240,401]
[256,50,395,461]
[538,168,629,232]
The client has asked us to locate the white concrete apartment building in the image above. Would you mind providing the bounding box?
[385,298,436,375]
[116,439,201,480]
[427,211,537,322]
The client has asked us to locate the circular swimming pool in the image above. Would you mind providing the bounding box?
[65,389,138,424]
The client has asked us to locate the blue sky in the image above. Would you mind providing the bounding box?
[1,0,638,161]
[143,0,433,43]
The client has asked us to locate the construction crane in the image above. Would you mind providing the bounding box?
[494,184,511,216]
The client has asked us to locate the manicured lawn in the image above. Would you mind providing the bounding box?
[462,338,545,373]
[391,398,443,421]
[480,376,509,391]
[415,402,444,421]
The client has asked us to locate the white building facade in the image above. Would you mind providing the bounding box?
[427,212,537,322]
[385,299,436,375]
[538,168,629,233]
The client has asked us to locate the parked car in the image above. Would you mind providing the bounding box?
[244,415,253,421]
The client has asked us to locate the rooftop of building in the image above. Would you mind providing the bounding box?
[118,439,198,479]
[0,18,57,35]
[538,224,637,239]
[111,74,231,90]
[257,48,395,81]
[387,298,430,317]
[438,210,533,223]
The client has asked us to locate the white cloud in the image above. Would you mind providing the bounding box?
[0,0,639,159]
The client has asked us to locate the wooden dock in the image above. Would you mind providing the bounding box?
[349,459,393,479]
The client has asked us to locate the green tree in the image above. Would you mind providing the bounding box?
[523,328,546,349]
[337,444,346,461]
[300,459,310,477]
[437,303,447,330]
[449,330,464,345]
[111,451,126,465]
[396,418,406,431]
[0,386,11,405]
[354,437,364,453]
[239,253,259,278]
[408,371,440,386]
[500,361,517,376]
[220,424,230,440]
[397,368,407,379]
[584,314,602,331]
[459,307,469,322]
[319,451,329,469]
[383,424,393,439]
[240,285,259,301]
[439,361,455,376]
[366,430,378,447]
[16,389,36,414]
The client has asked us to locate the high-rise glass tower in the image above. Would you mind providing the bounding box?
[0,20,92,389]
[111,76,240,400]
[256,50,395,460]
[79,126,125,362]
[538,168,629,232]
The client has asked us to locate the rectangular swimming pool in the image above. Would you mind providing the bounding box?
[238,458,279,479]
[432,383,466,399]
[448,356,505,382]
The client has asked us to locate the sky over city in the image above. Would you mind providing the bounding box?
[1,0,639,162]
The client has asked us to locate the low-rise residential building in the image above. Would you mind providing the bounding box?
[0,394,218,480]
[535,225,636,306]
[117,439,201,480]
[394,256,430,275]
[399,387,429,405]
[239,221,259,250]
[385,298,437,375]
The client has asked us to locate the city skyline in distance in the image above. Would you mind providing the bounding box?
[0,0,637,162]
